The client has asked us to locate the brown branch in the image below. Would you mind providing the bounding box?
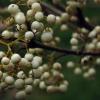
[27,38,100,56]
[41,2,94,31]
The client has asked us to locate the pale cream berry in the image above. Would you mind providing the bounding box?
[15,12,26,24]
[15,79,25,89]
[96,58,100,65]
[92,39,98,44]
[31,2,42,12]
[2,30,13,39]
[41,72,50,79]
[15,91,26,100]
[11,54,21,63]
[55,16,61,24]
[39,81,46,89]
[25,85,33,94]
[71,45,78,51]
[72,33,79,38]
[8,4,20,14]
[5,76,14,85]
[62,80,69,86]
[1,57,10,65]
[26,9,34,21]
[25,78,33,85]
[19,58,30,67]
[27,9,33,16]
[83,72,90,78]
[53,62,62,70]
[0,82,8,89]
[32,56,42,68]
[88,30,97,38]
[52,70,60,77]
[2,73,8,80]
[35,12,44,21]
[81,28,88,34]
[0,51,5,59]
[86,43,95,51]
[25,31,34,40]
[66,61,75,68]
[96,42,100,49]
[17,71,25,79]
[47,85,58,93]
[24,53,34,61]
[32,69,43,78]
[61,13,69,22]
[32,60,40,68]
[55,37,61,43]
[41,32,53,42]
[33,79,40,86]
[59,84,67,92]
[95,26,100,32]
[33,56,42,64]
[88,68,96,76]
[27,0,38,7]
[70,38,78,45]
[47,14,56,24]
[31,21,41,31]
[60,24,68,31]
[74,67,82,75]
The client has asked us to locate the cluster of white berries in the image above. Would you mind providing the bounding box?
[0,0,100,99]
[66,55,100,79]
[0,50,69,99]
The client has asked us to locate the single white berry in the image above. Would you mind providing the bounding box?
[8,4,20,14]
[35,11,44,21]
[25,31,34,40]
[53,62,62,70]
[47,14,56,24]
[0,51,5,59]
[2,30,13,39]
[15,79,25,89]
[25,78,33,85]
[70,38,78,45]
[96,42,100,49]
[5,76,14,85]
[27,0,38,7]
[47,85,58,93]
[19,58,30,67]
[59,84,67,92]
[41,72,50,79]
[24,53,34,61]
[74,67,82,75]
[41,32,53,42]
[31,2,42,12]
[39,81,46,89]
[15,12,26,24]
[96,58,100,65]
[15,90,26,100]
[1,57,10,65]
[17,71,25,79]
[33,79,40,86]
[31,21,41,31]
[25,85,33,94]
[66,61,75,68]
[11,54,21,63]
[88,68,96,76]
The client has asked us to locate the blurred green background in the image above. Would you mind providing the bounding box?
[0,0,100,100]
